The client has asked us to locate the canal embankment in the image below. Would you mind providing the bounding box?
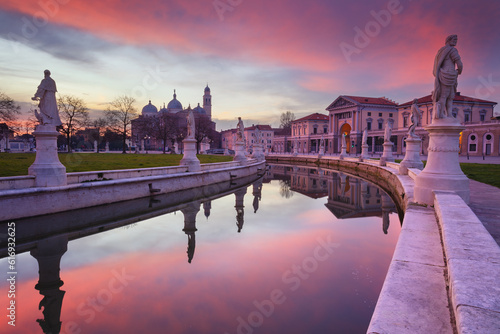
[266,153,500,334]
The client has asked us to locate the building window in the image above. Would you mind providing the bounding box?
[313,127,318,134]
[367,112,371,116]
[403,116,408,128]
[452,108,458,118]
[323,127,328,134]
[367,121,372,130]
[389,113,393,118]
[464,110,471,123]
[480,114,485,122]
[378,120,383,130]
[379,113,382,117]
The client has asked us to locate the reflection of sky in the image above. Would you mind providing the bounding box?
[0,179,400,333]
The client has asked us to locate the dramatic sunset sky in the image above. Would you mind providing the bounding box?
[1,0,499,130]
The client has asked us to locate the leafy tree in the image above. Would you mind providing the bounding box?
[57,95,89,152]
[105,96,137,153]
[0,91,21,123]
[280,111,295,130]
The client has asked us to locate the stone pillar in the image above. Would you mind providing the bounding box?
[233,141,247,165]
[414,119,469,205]
[180,138,201,172]
[28,124,67,187]
[380,142,394,166]
[399,137,424,174]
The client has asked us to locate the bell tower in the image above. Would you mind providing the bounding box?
[203,84,212,119]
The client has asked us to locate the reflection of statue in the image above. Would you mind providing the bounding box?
[408,99,422,138]
[37,289,65,333]
[32,70,62,126]
[187,233,196,263]
[236,208,244,232]
[236,117,245,142]
[186,109,195,139]
[384,120,393,143]
[432,35,463,120]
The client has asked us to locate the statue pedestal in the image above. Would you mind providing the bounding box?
[399,137,423,174]
[360,143,370,160]
[180,138,200,172]
[380,142,394,166]
[414,119,469,205]
[252,143,265,162]
[339,144,347,160]
[233,141,247,165]
[28,125,67,187]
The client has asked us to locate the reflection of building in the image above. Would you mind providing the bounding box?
[324,172,396,222]
[290,166,328,199]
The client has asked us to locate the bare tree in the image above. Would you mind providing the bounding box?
[0,92,21,123]
[195,115,216,153]
[105,96,137,153]
[57,95,89,152]
[280,111,296,130]
[89,117,108,153]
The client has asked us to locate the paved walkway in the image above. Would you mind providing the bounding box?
[469,179,500,246]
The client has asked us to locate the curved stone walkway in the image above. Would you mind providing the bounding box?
[469,180,500,246]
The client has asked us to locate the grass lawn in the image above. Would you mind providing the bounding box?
[459,163,500,189]
[0,153,233,177]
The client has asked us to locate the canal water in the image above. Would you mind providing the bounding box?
[0,164,401,334]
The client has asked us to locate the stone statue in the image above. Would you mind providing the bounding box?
[320,135,325,149]
[32,70,62,126]
[409,99,422,138]
[432,35,463,120]
[254,127,262,143]
[362,127,368,144]
[384,120,393,143]
[341,132,346,148]
[186,109,195,139]
[236,117,245,142]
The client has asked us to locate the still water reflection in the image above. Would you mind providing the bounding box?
[0,164,401,334]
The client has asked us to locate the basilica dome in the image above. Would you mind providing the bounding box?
[167,90,183,112]
[142,100,158,116]
[193,103,206,115]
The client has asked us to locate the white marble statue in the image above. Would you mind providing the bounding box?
[254,127,262,144]
[362,127,368,145]
[186,109,195,139]
[341,132,346,148]
[432,35,463,120]
[320,135,325,149]
[409,99,422,138]
[32,70,62,126]
[236,117,245,142]
[384,120,393,143]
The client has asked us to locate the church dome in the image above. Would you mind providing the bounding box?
[193,103,206,115]
[204,84,210,93]
[142,100,158,116]
[167,89,183,112]
[159,103,168,113]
